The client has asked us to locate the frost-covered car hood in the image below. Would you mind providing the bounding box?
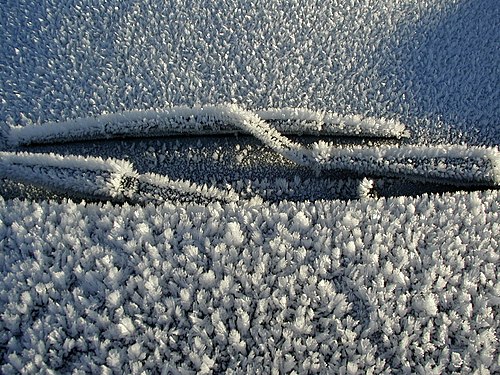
[0,1,499,374]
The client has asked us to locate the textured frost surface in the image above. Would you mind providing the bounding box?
[0,192,498,373]
[259,108,408,138]
[135,173,239,204]
[2,0,497,145]
[1,0,498,373]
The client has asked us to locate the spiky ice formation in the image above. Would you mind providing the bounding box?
[1,190,498,374]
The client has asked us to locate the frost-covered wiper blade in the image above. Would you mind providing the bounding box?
[8,104,408,147]
[258,108,408,138]
[312,142,500,186]
[132,173,239,204]
[0,151,239,204]
[3,104,499,204]
[0,152,135,201]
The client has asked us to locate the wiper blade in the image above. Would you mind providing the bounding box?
[2,104,498,203]
[8,104,408,147]
[0,151,239,204]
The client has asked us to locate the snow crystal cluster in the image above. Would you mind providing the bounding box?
[0,191,498,373]
[259,109,408,139]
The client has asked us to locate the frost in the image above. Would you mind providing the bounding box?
[0,151,135,200]
[291,211,311,232]
[6,112,499,200]
[0,190,498,372]
[414,294,439,317]
[117,317,136,337]
[199,270,216,289]
[1,0,498,373]
[224,222,245,247]
[358,178,375,198]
